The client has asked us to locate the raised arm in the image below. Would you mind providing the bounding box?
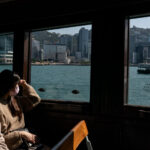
[17,80,41,112]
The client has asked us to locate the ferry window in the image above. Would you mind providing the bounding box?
[31,24,92,102]
[0,33,13,72]
[128,16,150,106]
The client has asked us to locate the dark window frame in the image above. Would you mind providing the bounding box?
[29,23,92,103]
[0,10,95,114]
[124,15,150,116]
[27,22,93,114]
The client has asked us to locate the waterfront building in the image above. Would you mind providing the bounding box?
[75,51,82,60]
[39,49,44,61]
[133,42,150,64]
[0,34,13,64]
[72,34,79,56]
[56,45,68,62]
[60,34,72,54]
[129,26,150,64]
[78,28,89,58]
[88,42,91,60]
[133,51,137,64]
[69,56,75,63]
[57,52,67,62]
[44,44,56,61]
[44,44,67,62]
[0,34,13,52]
[32,38,40,61]
[0,51,13,64]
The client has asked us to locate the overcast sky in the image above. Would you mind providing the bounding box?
[48,24,92,35]
[130,16,150,28]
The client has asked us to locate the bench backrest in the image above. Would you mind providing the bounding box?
[51,120,89,150]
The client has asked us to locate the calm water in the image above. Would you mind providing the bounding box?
[128,66,150,106]
[31,65,90,102]
[0,65,90,102]
[2,65,150,105]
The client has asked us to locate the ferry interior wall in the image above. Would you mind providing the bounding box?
[2,0,150,149]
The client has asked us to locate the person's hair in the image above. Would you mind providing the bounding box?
[0,69,20,97]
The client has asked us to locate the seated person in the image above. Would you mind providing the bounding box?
[0,69,41,150]
[0,133,9,150]
[0,124,9,150]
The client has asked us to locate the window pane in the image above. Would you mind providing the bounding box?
[128,17,150,106]
[0,33,13,71]
[31,24,92,102]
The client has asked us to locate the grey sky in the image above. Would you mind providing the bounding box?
[48,24,92,35]
[130,16,150,28]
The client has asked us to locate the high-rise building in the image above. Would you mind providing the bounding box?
[0,35,13,64]
[60,34,72,55]
[0,35,13,52]
[44,44,67,62]
[78,28,89,58]
[72,34,78,56]
[32,38,40,61]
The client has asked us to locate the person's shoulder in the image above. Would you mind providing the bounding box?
[0,102,4,109]
[0,100,5,106]
[0,100,7,114]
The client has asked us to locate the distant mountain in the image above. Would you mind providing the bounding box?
[130,26,150,42]
[32,29,92,45]
[32,30,60,44]
[129,26,150,64]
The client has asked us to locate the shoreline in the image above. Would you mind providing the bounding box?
[31,63,90,66]
[0,62,91,66]
[129,64,138,67]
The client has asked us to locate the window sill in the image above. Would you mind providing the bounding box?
[38,99,91,114]
[124,104,150,119]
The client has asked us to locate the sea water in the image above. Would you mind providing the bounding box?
[1,65,150,105]
[31,65,90,102]
[0,65,90,102]
[128,66,150,106]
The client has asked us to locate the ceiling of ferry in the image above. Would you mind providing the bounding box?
[0,0,150,8]
[0,0,149,24]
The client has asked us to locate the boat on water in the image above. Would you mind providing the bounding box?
[137,63,150,74]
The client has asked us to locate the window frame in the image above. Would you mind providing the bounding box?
[124,15,150,115]
[0,10,95,114]
[29,23,92,103]
[26,22,93,114]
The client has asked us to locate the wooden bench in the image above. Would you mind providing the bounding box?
[51,120,93,150]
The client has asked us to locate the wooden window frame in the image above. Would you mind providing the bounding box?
[13,30,31,81]
[0,11,95,114]
[10,28,91,114]
[124,16,150,117]
[27,23,93,114]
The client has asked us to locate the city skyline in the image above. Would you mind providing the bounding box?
[0,25,92,64]
[32,26,91,64]
[48,24,92,35]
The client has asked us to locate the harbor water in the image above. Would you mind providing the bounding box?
[0,65,90,102]
[31,65,90,102]
[1,65,150,105]
[128,66,150,106]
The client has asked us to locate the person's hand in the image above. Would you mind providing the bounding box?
[20,131,39,144]
[19,80,27,87]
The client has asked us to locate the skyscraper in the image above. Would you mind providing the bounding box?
[0,34,13,64]
[78,28,89,58]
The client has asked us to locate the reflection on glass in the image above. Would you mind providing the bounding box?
[128,17,150,106]
[31,24,92,102]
